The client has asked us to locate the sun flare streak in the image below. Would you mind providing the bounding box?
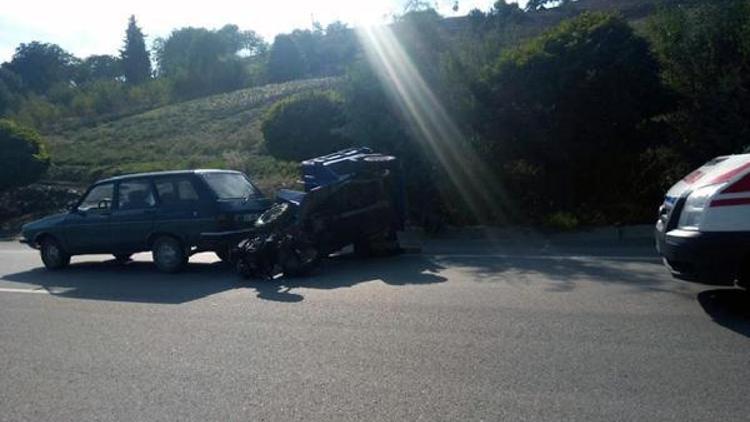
[356,24,507,222]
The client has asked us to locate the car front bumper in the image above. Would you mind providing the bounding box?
[655,227,749,285]
[19,237,38,249]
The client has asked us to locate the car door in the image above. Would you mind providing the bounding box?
[153,175,212,246]
[109,178,157,252]
[63,182,114,253]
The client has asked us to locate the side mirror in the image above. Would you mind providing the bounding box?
[67,201,79,213]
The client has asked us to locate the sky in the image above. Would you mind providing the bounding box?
[0,0,528,63]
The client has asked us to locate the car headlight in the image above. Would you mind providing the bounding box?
[677,184,725,230]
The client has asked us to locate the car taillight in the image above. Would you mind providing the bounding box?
[216,213,232,229]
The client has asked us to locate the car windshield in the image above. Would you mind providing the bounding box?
[200,172,258,200]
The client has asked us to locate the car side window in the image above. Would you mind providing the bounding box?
[177,179,199,200]
[118,180,156,210]
[78,183,114,212]
[155,177,200,207]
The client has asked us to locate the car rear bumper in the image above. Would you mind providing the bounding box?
[197,228,255,251]
[655,227,749,285]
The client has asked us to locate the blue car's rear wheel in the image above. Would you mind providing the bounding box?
[152,236,187,273]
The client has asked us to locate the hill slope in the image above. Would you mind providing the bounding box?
[46,77,341,188]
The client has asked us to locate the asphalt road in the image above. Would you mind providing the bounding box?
[0,237,748,421]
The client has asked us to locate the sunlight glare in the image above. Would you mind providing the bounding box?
[357,24,513,223]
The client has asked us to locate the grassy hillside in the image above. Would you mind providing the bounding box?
[45,77,341,190]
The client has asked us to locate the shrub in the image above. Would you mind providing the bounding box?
[261,90,350,161]
[475,12,673,223]
[545,211,580,231]
[0,184,81,222]
[0,119,50,191]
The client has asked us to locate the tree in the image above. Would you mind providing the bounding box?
[120,15,152,84]
[216,24,266,56]
[267,34,306,83]
[0,67,22,115]
[0,119,50,191]
[7,42,76,94]
[268,23,359,81]
[154,25,263,98]
[74,55,122,85]
[646,0,750,165]
[475,13,672,220]
[261,91,350,161]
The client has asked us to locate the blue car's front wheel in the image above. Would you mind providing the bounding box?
[40,237,70,270]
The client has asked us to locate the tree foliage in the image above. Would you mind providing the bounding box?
[7,42,76,94]
[646,0,750,165]
[0,67,22,115]
[120,15,152,84]
[267,23,358,83]
[261,91,350,161]
[155,25,264,98]
[74,55,122,85]
[0,119,50,191]
[267,34,306,83]
[474,12,672,220]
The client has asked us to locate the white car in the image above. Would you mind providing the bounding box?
[655,153,750,287]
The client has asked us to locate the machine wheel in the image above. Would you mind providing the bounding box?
[40,237,71,270]
[354,229,400,258]
[280,244,320,277]
[152,236,187,273]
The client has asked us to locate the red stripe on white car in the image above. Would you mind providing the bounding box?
[710,197,750,207]
[711,162,750,184]
[722,173,750,193]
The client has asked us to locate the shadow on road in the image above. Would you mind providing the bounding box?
[2,259,236,304]
[435,254,683,294]
[698,289,750,338]
[1,254,446,304]
[243,254,446,302]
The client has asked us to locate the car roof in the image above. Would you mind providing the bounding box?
[96,169,241,184]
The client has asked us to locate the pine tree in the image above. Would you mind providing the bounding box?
[120,15,151,84]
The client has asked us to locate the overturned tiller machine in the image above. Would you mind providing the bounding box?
[214,148,406,279]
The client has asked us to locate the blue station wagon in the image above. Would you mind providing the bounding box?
[20,170,271,272]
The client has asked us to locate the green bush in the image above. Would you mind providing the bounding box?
[475,12,672,224]
[0,119,50,191]
[261,90,351,161]
[545,211,580,231]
